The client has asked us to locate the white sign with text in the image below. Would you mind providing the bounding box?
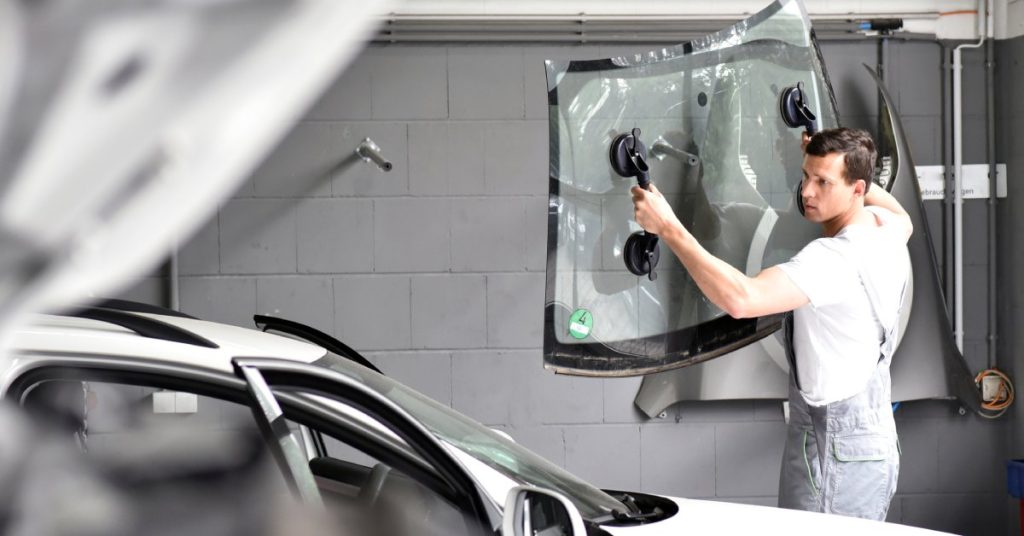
[915,164,1007,200]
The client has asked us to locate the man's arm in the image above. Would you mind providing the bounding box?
[632,185,808,318]
[864,186,913,242]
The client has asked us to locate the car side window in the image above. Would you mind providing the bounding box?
[19,378,481,536]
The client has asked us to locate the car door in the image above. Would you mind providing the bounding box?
[232,357,498,535]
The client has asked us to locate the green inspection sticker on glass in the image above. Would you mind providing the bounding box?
[568,309,593,340]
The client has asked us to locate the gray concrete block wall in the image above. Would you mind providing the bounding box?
[158,40,1009,535]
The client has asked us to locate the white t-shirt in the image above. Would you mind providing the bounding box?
[775,206,910,406]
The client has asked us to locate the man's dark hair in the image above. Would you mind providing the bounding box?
[805,127,876,194]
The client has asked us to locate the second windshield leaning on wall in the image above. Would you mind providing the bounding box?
[544,0,838,375]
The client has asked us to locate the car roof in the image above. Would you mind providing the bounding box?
[7,311,327,376]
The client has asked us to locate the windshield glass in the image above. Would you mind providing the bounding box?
[543,0,837,376]
[312,353,627,519]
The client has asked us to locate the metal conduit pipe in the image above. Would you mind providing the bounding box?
[169,249,179,311]
[985,15,997,369]
[373,18,928,44]
[942,43,955,318]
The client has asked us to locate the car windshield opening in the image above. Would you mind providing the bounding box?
[312,353,629,520]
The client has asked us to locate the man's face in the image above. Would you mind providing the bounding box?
[800,152,864,223]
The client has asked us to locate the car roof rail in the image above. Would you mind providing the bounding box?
[253,315,382,374]
[91,298,197,319]
[70,307,219,349]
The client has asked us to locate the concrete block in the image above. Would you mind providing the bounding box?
[523,45,603,120]
[715,422,786,497]
[893,399,960,420]
[675,400,756,422]
[408,122,450,196]
[838,115,879,138]
[602,377,648,423]
[251,122,333,198]
[333,276,410,351]
[962,264,989,340]
[178,216,220,275]
[533,361,604,425]
[960,50,987,118]
[370,46,448,120]
[961,115,988,164]
[365,350,451,405]
[296,198,374,273]
[565,425,641,491]
[502,425,566,467]
[893,42,942,117]
[115,277,166,307]
[411,275,486,349]
[451,198,526,272]
[894,418,939,493]
[451,349,602,426]
[900,493,1006,536]
[219,199,297,275]
[901,116,942,166]
[448,123,488,195]
[449,46,525,120]
[451,350,534,426]
[484,121,549,196]
[937,417,1005,493]
[256,276,334,334]
[486,273,545,348]
[179,277,256,327]
[818,42,878,118]
[639,423,716,497]
[524,196,549,272]
[306,50,372,121]
[374,198,450,272]
[331,122,409,197]
[753,400,786,422]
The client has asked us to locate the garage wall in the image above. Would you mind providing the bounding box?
[123,38,1009,535]
[997,34,1024,536]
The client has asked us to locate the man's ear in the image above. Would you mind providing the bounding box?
[853,178,866,197]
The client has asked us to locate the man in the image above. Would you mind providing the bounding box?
[631,127,911,520]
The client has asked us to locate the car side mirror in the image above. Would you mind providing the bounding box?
[502,486,587,536]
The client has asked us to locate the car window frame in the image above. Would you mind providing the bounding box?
[3,353,490,528]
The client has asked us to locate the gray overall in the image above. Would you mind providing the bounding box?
[777,253,906,521]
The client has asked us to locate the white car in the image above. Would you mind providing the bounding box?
[1,301,950,536]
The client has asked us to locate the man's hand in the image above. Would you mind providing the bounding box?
[801,131,811,151]
[631,184,684,237]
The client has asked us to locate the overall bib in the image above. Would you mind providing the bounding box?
[777,252,906,521]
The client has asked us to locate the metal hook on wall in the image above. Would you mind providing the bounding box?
[355,138,392,172]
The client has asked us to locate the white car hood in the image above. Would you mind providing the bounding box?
[602,496,952,536]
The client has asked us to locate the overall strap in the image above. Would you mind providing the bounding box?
[840,241,910,365]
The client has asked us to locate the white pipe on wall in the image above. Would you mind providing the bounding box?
[951,0,989,352]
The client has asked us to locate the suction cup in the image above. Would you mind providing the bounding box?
[624,231,660,281]
[609,130,650,188]
[780,82,818,135]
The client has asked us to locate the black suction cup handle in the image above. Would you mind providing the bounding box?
[609,127,652,189]
[781,82,818,136]
[627,128,651,189]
